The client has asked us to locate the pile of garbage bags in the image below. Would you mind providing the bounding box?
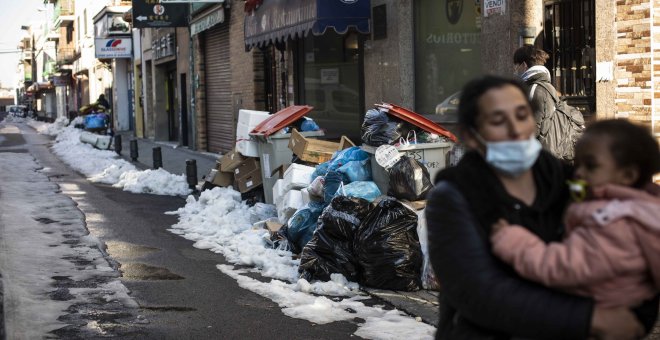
[265,104,457,291]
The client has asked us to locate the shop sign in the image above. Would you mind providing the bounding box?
[484,0,505,17]
[132,0,189,28]
[190,8,225,36]
[320,69,339,85]
[153,33,175,59]
[95,38,133,58]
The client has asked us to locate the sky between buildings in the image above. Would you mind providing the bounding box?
[0,0,46,89]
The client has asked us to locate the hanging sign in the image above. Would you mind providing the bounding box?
[132,0,189,28]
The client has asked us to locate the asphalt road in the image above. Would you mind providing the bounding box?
[0,120,364,339]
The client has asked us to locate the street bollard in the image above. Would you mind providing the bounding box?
[153,147,163,169]
[130,140,139,161]
[186,159,198,191]
[114,135,122,155]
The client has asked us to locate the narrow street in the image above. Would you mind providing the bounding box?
[0,118,364,338]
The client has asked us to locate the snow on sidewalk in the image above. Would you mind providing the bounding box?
[167,187,436,340]
[22,117,191,196]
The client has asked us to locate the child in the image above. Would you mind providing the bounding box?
[490,119,660,308]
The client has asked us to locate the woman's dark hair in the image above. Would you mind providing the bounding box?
[457,75,533,130]
[581,119,660,188]
[513,45,550,66]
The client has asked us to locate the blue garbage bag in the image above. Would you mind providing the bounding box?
[311,162,330,179]
[337,159,372,182]
[336,181,381,202]
[84,114,108,129]
[287,206,322,251]
[327,147,369,170]
[323,171,343,203]
[300,117,320,132]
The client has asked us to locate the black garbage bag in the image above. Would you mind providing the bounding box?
[361,109,401,147]
[355,197,422,291]
[298,196,372,282]
[388,156,433,201]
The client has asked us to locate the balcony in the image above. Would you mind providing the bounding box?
[56,47,77,66]
[54,0,75,28]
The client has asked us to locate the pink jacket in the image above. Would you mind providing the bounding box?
[491,184,660,308]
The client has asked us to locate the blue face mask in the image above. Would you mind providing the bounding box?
[473,131,542,177]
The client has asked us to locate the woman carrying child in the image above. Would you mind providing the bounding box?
[426,75,659,339]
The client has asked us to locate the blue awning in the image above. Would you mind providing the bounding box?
[244,0,371,49]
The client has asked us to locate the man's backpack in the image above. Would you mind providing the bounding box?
[530,82,585,162]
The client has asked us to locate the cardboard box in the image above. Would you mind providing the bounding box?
[211,170,234,187]
[234,158,261,180]
[220,149,247,173]
[288,129,354,164]
[235,169,263,193]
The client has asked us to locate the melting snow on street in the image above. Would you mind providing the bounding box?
[0,153,138,338]
[167,188,436,340]
[27,117,191,196]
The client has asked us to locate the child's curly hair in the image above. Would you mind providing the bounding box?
[581,119,660,188]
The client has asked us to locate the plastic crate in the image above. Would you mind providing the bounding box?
[362,142,453,195]
[251,130,324,204]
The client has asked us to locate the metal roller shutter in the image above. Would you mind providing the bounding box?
[204,24,232,153]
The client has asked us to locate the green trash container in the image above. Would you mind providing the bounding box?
[362,142,453,195]
[251,130,325,204]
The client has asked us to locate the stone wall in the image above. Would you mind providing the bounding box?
[614,0,653,130]
[652,0,660,136]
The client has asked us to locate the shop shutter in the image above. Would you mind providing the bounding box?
[204,24,232,153]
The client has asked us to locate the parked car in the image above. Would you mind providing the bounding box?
[7,105,28,118]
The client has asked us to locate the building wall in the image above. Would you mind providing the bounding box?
[595,0,617,119]
[228,4,264,116]
[613,0,653,130]
[364,0,414,109]
[192,34,207,149]
[652,0,660,136]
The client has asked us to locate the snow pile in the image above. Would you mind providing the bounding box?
[168,187,436,339]
[27,116,69,136]
[115,168,191,196]
[1,115,26,124]
[29,119,191,196]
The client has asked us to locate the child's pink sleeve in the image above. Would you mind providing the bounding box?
[491,225,617,288]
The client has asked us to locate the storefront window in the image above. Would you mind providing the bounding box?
[414,0,482,123]
[295,30,363,140]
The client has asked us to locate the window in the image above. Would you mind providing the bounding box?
[294,30,363,139]
[414,0,482,123]
[543,0,595,115]
[83,10,87,36]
